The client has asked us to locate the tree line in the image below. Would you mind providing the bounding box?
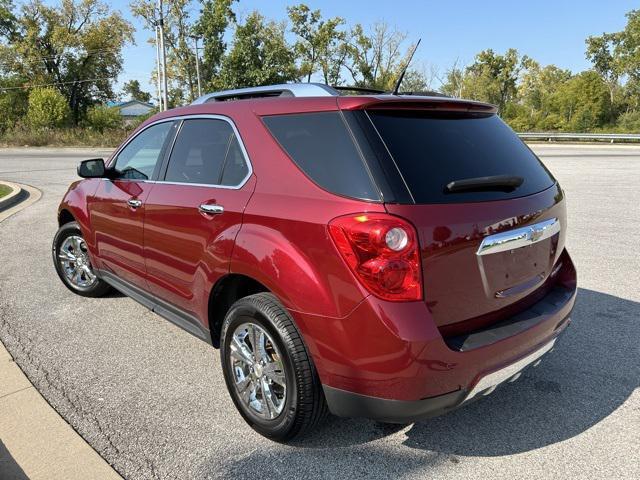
[1,0,639,140]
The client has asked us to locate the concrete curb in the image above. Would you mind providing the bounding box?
[0,182,42,223]
[0,180,25,212]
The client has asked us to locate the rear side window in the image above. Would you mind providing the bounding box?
[368,111,555,203]
[165,118,249,186]
[263,112,380,201]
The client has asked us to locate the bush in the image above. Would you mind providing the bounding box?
[26,88,70,129]
[616,110,640,132]
[0,124,130,148]
[86,105,123,132]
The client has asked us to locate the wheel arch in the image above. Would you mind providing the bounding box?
[207,273,270,347]
[58,208,75,226]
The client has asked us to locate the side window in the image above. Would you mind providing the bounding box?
[115,122,173,180]
[165,118,242,185]
[262,112,379,201]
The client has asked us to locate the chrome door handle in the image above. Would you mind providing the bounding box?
[127,199,142,208]
[199,204,224,215]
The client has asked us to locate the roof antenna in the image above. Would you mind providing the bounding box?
[392,38,421,95]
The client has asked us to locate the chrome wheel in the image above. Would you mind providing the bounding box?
[57,235,97,289]
[230,322,287,420]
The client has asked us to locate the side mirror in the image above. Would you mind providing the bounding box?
[77,158,107,178]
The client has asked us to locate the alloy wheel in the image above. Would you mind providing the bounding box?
[229,322,287,420]
[57,235,97,289]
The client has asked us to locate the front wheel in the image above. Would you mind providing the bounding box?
[220,293,327,441]
[52,221,111,297]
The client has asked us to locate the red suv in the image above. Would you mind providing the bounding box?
[53,83,576,440]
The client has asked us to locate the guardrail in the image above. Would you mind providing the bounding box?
[518,132,640,143]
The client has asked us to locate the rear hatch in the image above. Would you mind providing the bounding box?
[363,107,565,333]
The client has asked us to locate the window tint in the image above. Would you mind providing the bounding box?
[263,112,380,201]
[220,135,250,186]
[115,122,173,180]
[368,111,556,203]
[165,119,236,185]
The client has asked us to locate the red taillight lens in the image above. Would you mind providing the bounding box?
[328,213,422,301]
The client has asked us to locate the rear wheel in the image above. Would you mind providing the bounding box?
[52,221,111,297]
[220,293,327,441]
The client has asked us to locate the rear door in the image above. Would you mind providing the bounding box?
[89,120,176,287]
[143,116,255,322]
[365,109,565,333]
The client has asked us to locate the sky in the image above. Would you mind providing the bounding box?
[107,0,637,95]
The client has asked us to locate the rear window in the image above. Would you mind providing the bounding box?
[368,111,555,203]
[263,112,380,201]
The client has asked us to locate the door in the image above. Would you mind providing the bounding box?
[143,117,255,323]
[89,120,176,287]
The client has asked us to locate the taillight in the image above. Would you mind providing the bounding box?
[328,213,422,301]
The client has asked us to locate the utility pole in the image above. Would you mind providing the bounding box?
[190,35,202,98]
[154,24,163,110]
[158,0,169,111]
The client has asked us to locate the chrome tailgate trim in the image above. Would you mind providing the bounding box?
[477,217,560,256]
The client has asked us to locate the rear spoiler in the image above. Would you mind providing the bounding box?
[337,96,498,114]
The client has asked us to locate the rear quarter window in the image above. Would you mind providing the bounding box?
[262,112,380,201]
[367,111,556,203]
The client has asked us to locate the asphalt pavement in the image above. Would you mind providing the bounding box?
[0,145,638,479]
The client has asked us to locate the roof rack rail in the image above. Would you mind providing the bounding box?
[191,83,339,104]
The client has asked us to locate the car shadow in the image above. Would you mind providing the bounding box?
[0,440,29,480]
[214,288,638,477]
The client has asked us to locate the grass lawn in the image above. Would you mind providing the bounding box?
[0,184,13,199]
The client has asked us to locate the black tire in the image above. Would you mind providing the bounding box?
[52,221,112,297]
[220,293,328,441]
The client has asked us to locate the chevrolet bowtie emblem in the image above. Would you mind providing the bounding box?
[529,225,545,242]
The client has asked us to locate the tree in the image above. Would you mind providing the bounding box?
[461,49,525,113]
[0,0,16,41]
[193,0,236,88]
[514,61,572,129]
[0,77,29,131]
[216,12,298,89]
[26,87,70,128]
[556,71,611,131]
[439,60,465,97]
[287,4,347,84]
[132,0,218,104]
[586,33,621,105]
[5,0,134,124]
[85,104,121,131]
[123,79,151,102]
[344,22,421,91]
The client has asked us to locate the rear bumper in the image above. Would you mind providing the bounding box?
[291,250,577,421]
[322,335,560,423]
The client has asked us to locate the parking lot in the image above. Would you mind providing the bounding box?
[0,144,638,479]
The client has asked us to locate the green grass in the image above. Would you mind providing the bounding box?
[0,184,12,199]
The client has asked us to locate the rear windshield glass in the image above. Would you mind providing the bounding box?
[263,112,380,201]
[368,111,555,203]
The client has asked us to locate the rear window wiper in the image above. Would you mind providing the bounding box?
[445,175,524,193]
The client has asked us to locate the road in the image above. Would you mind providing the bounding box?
[0,145,638,480]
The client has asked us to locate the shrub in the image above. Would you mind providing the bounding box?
[616,110,640,132]
[26,88,70,129]
[86,105,123,132]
